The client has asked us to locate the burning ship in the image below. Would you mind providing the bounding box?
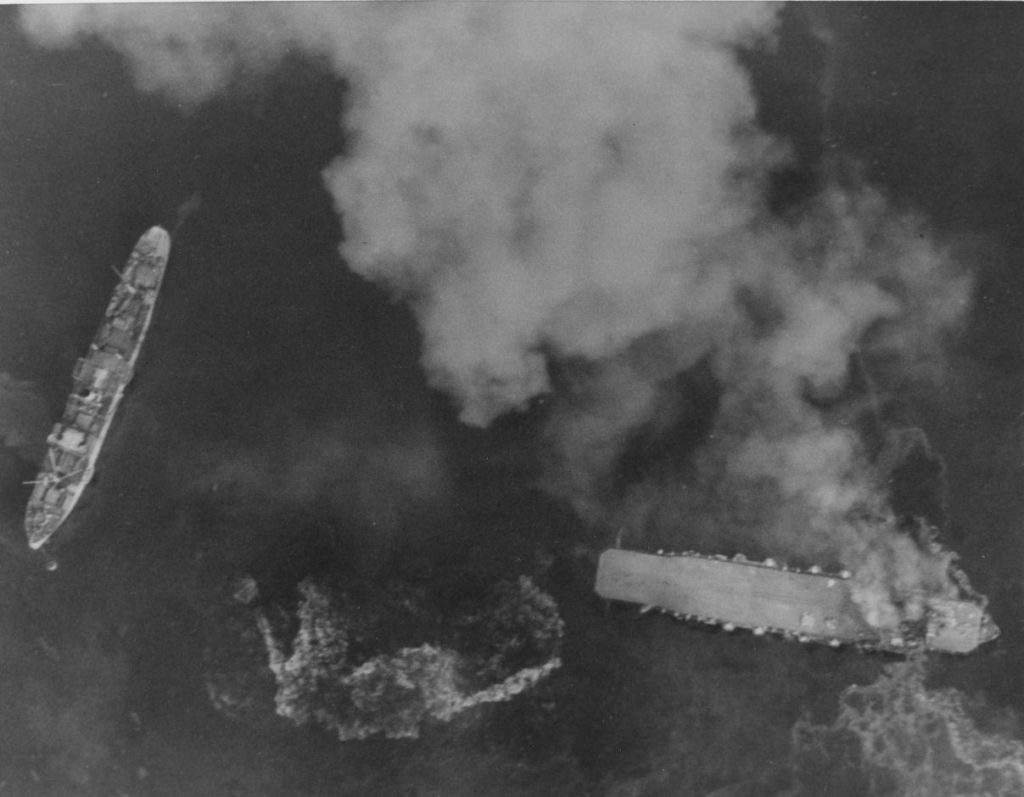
[25,227,171,551]
[596,548,999,654]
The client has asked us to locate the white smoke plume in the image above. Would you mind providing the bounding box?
[19,5,975,628]
[20,3,779,426]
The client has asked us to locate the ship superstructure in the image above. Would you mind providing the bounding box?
[596,548,999,654]
[25,227,171,550]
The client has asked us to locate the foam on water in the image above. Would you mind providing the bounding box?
[791,660,1024,796]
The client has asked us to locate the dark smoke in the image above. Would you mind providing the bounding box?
[18,4,977,628]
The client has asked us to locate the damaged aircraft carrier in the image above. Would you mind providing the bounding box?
[596,547,999,655]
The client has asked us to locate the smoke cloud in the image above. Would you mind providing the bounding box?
[19,5,975,628]
[19,3,780,424]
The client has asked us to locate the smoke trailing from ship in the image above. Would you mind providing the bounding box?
[19,5,976,630]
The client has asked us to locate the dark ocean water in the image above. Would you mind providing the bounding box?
[1,4,1024,796]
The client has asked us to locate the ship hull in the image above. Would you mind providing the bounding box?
[25,227,171,550]
[596,549,998,654]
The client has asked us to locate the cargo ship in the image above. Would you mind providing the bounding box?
[25,227,171,551]
[596,548,999,654]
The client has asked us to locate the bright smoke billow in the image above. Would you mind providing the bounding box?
[20,4,973,628]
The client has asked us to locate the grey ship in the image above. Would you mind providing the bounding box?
[25,227,171,550]
[596,548,999,654]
